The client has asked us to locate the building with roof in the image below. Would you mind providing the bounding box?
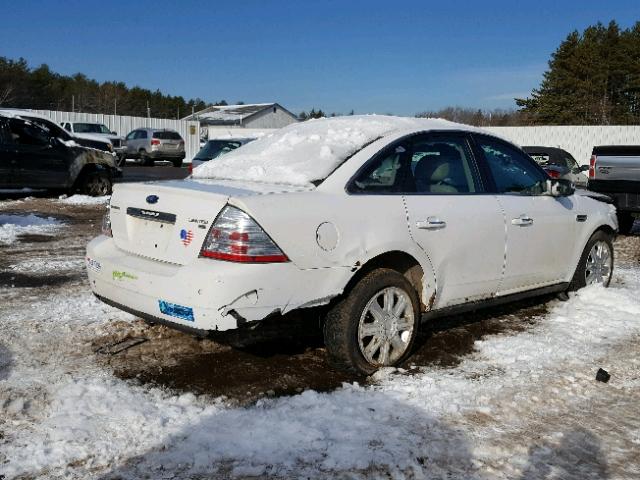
[183,103,298,129]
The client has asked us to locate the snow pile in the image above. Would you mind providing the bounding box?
[9,257,84,273]
[2,266,640,478]
[57,194,111,205]
[0,213,62,244]
[192,115,467,186]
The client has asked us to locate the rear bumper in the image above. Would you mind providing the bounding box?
[86,236,350,332]
[149,150,185,160]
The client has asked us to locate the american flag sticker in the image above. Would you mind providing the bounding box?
[180,228,194,246]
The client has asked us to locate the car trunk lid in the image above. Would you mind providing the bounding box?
[109,179,308,265]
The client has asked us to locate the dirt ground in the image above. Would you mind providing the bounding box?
[2,195,639,406]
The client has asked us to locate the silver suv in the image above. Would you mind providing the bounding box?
[123,128,185,167]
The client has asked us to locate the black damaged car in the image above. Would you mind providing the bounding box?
[0,112,120,196]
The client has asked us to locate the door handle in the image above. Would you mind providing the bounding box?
[512,214,534,226]
[416,217,447,230]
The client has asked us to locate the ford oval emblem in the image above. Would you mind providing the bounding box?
[146,195,159,204]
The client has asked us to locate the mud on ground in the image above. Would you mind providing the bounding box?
[2,197,639,404]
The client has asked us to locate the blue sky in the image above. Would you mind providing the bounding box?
[1,0,639,115]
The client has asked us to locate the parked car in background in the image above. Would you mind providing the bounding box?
[189,138,255,172]
[587,145,640,234]
[522,146,589,188]
[61,121,125,163]
[87,116,617,374]
[123,128,185,167]
[0,111,118,195]
[0,109,115,155]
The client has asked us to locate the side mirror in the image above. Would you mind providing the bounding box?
[111,131,117,135]
[546,178,575,197]
[579,164,590,172]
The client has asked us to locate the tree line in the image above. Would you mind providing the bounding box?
[517,20,640,125]
[0,57,213,118]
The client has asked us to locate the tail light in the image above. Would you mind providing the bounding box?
[188,163,193,174]
[200,206,288,263]
[151,139,161,146]
[545,169,561,179]
[589,154,597,178]
[101,207,112,237]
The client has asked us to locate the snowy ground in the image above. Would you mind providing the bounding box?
[0,197,639,479]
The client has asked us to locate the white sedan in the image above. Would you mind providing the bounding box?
[86,116,617,374]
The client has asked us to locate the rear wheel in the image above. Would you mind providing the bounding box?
[568,230,614,291]
[140,150,153,166]
[323,268,419,375]
[617,212,636,235]
[80,172,112,196]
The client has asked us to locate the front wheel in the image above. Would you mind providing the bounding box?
[80,172,112,196]
[568,230,614,291]
[323,268,420,375]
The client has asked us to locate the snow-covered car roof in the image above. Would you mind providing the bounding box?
[191,115,482,186]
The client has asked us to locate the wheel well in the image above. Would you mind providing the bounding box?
[343,251,427,311]
[595,224,616,238]
[72,164,111,188]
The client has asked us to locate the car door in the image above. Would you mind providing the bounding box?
[473,134,577,294]
[125,130,138,155]
[0,119,14,187]
[7,117,72,188]
[401,132,506,307]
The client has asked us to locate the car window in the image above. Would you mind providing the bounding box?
[152,131,182,140]
[409,135,478,194]
[7,118,51,146]
[24,116,70,141]
[125,131,137,140]
[564,153,579,171]
[351,143,409,193]
[137,130,148,139]
[477,136,547,195]
[195,140,241,160]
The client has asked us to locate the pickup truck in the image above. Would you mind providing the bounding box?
[588,145,640,234]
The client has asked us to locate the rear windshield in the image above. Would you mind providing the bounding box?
[153,131,182,140]
[194,140,241,160]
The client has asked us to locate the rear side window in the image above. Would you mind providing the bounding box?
[137,130,148,139]
[152,131,182,140]
[409,135,479,194]
[476,136,547,194]
[7,118,50,146]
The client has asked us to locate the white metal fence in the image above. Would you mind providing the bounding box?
[31,109,201,162]
[486,125,640,165]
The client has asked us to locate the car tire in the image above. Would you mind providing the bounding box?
[617,212,636,235]
[323,268,420,375]
[80,172,112,197]
[140,150,153,167]
[172,159,183,168]
[568,230,614,291]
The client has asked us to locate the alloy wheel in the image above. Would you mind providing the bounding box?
[357,286,415,366]
[585,240,612,285]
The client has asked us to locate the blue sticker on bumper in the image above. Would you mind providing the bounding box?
[158,300,195,322]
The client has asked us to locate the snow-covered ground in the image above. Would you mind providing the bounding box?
[1,198,639,479]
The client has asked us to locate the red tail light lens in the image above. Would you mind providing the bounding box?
[545,169,561,179]
[188,163,193,174]
[589,154,597,178]
[151,139,160,146]
[200,206,288,263]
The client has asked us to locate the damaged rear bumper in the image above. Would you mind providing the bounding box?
[86,236,352,332]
